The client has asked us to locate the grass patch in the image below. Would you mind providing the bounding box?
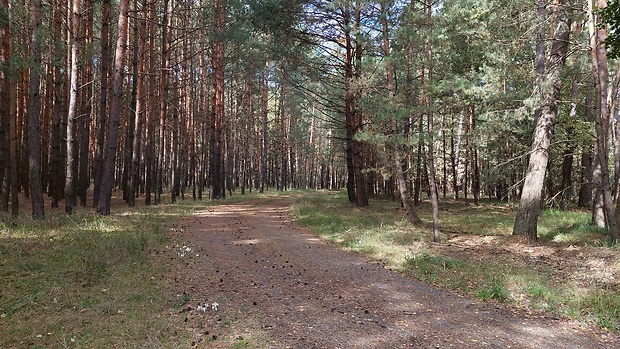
[580,287,620,332]
[476,276,510,302]
[0,201,202,348]
[403,252,463,282]
[403,251,511,302]
[539,210,611,245]
[291,190,620,332]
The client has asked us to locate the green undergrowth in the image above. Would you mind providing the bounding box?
[291,190,619,333]
[538,209,612,246]
[0,201,204,348]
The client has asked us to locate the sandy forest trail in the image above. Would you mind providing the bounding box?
[168,196,617,348]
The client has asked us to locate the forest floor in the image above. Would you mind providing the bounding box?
[163,195,619,349]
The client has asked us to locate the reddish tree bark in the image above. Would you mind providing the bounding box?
[97,0,130,215]
[210,0,226,199]
[93,0,111,207]
[28,0,44,218]
[0,0,10,212]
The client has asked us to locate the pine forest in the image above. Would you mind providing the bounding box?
[2,0,620,245]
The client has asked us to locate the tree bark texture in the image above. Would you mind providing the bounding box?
[343,5,368,207]
[210,0,226,199]
[144,0,156,205]
[427,0,440,243]
[0,0,11,212]
[65,0,81,214]
[48,0,64,208]
[155,0,171,204]
[77,0,93,207]
[580,89,594,208]
[260,59,268,193]
[127,0,147,207]
[97,0,129,215]
[28,0,44,218]
[93,0,111,207]
[513,0,571,240]
[381,1,421,225]
[588,0,619,244]
[2,0,17,216]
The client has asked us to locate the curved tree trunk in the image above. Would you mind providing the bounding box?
[513,0,571,240]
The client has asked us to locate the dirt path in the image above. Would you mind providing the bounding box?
[168,196,617,348]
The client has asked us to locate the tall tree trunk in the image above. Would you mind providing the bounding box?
[344,6,356,203]
[469,105,481,205]
[171,81,180,202]
[48,0,64,208]
[533,0,547,128]
[65,0,81,214]
[381,1,420,224]
[454,109,465,199]
[78,0,93,207]
[155,0,171,204]
[144,0,156,205]
[513,0,571,240]
[414,97,423,206]
[19,68,29,199]
[278,79,288,191]
[580,89,594,207]
[197,37,207,200]
[97,0,130,215]
[28,0,44,218]
[127,0,146,207]
[242,55,254,195]
[442,113,447,199]
[0,0,10,212]
[353,5,368,207]
[260,59,268,193]
[588,0,619,244]
[210,0,226,199]
[93,0,111,207]
[450,123,457,199]
[426,0,440,243]
[2,0,17,215]
[613,61,620,203]
[343,5,367,206]
[123,10,138,204]
[561,38,583,210]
